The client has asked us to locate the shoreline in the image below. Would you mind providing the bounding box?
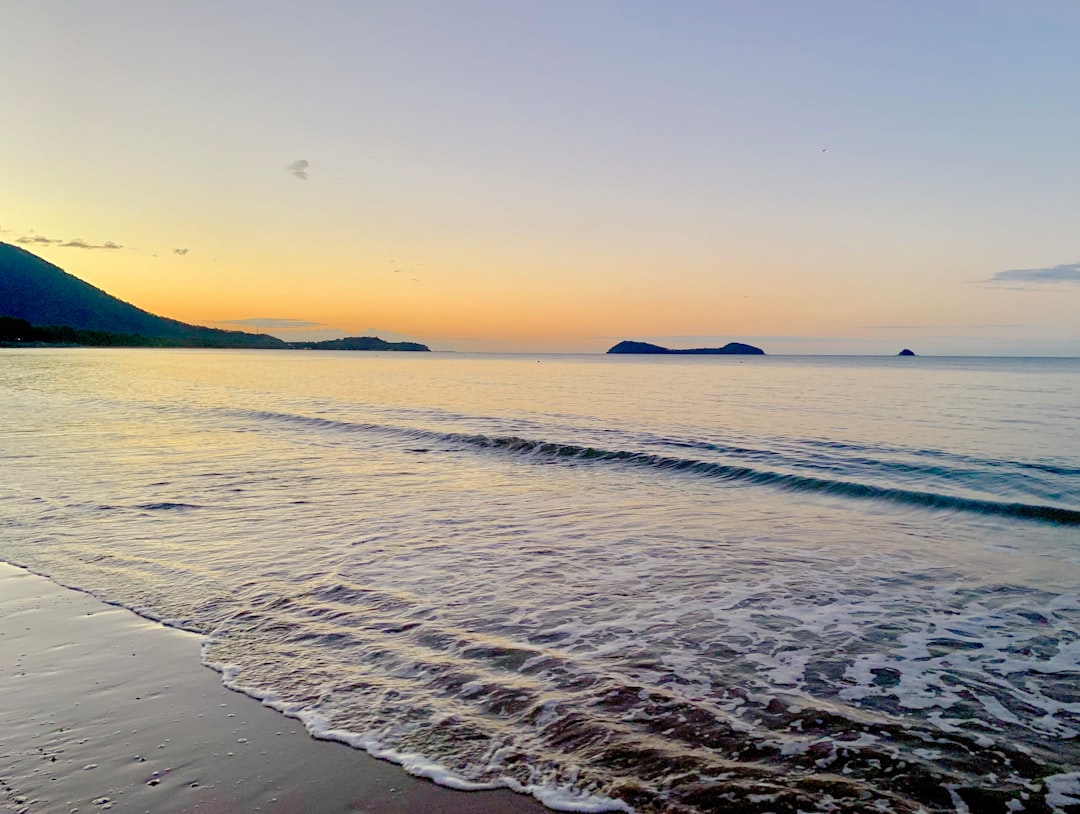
[0,562,550,814]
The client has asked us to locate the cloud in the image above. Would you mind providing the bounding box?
[15,234,122,249]
[210,319,350,343]
[861,324,938,330]
[16,235,62,245]
[173,248,189,255]
[214,318,326,328]
[287,159,309,180]
[862,323,1025,330]
[986,261,1080,285]
[59,239,122,250]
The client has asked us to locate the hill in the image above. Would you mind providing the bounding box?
[0,242,284,348]
[289,336,429,351]
[607,340,765,355]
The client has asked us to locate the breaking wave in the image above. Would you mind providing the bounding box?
[234,409,1080,526]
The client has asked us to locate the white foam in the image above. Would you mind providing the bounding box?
[203,653,634,811]
[522,782,634,813]
[838,592,1080,739]
[1045,772,1080,812]
[944,784,971,813]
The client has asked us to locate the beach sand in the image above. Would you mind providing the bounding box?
[0,563,550,814]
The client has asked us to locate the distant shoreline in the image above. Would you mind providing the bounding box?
[5,344,1080,359]
[0,319,429,352]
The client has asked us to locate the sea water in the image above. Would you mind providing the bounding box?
[0,348,1077,813]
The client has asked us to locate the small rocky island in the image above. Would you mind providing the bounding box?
[607,340,764,355]
[898,348,916,356]
[288,336,430,351]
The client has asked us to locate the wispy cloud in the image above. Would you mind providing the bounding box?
[60,239,122,250]
[214,318,326,328]
[861,324,938,330]
[985,261,1080,285]
[16,234,122,249]
[16,235,61,246]
[862,323,1025,330]
[173,248,189,256]
[287,159,309,180]
[210,318,350,343]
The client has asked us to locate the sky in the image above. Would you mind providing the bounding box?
[2,1,1079,354]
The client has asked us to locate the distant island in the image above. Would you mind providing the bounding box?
[0,242,426,351]
[607,340,765,355]
[289,336,429,351]
[898,348,916,356]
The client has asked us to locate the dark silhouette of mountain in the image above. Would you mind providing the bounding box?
[607,340,764,355]
[0,242,285,348]
[898,348,916,356]
[289,336,429,351]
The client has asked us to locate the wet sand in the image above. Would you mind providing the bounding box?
[0,562,550,814]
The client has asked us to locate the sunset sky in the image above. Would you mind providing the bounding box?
[3,1,1079,354]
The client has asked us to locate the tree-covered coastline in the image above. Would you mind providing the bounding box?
[0,316,285,348]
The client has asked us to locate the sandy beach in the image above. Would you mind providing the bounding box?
[0,563,549,814]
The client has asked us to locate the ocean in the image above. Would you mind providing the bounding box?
[1,348,1077,813]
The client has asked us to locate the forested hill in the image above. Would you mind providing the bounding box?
[289,336,430,351]
[0,242,284,348]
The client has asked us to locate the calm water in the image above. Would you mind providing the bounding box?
[1,349,1078,813]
